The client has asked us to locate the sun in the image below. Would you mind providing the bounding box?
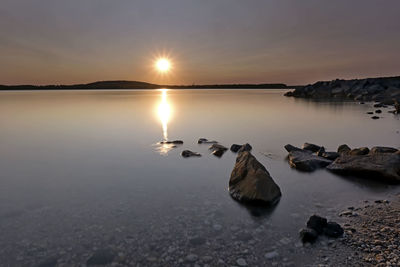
[155,58,171,73]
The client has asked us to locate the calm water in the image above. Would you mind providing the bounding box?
[0,89,399,266]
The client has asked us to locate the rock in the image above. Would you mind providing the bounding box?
[374,103,384,108]
[337,144,351,154]
[370,146,398,154]
[307,215,327,234]
[229,151,281,205]
[230,144,242,152]
[236,258,247,266]
[284,144,306,153]
[299,228,318,243]
[327,153,400,183]
[371,116,380,119]
[287,150,332,172]
[349,147,370,155]
[395,100,400,113]
[160,140,183,144]
[375,109,382,114]
[264,251,279,260]
[185,254,198,262]
[324,222,344,238]
[317,146,325,157]
[87,249,115,266]
[238,143,252,153]
[367,111,374,114]
[209,144,228,157]
[198,138,217,144]
[302,142,322,152]
[321,152,340,160]
[181,150,201,158]
[37,257,58,267]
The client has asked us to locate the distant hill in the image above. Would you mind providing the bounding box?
[0,80,288,90]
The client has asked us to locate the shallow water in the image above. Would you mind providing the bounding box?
[0,89,399,266]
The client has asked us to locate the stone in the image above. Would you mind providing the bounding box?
[160,140,183,144]
[87,249,115,266]
[229,151,281,205]
[209,144,228,157]
[367,111,374,114]
[284,144,306,153]
[299,228,318,243]
[302,142,322,153]
[236,258,247,266]
[238,143,252,153]
[349,147,370,156]
[230,144,242,152]
[264,251,279,260]
[198,138,218,144]
[324,222,344,238]
[327,153,400,183]
[371,116,380,119]
[375,109,382,114]
[181,150,201,158]
[307,215,327,234]
[370,146,398,154]
[287,150,332,172]
[337,144,351,154]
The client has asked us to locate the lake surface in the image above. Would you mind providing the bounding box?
[0,89,399,266]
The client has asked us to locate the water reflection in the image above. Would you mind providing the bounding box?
[155,89,175,155]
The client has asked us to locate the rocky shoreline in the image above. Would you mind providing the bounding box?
[285,76,400,114]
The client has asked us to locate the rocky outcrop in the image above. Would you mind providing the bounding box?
[229,151,281,205]
[327,152,400,183]
[181,150,201,158]
[284,76,400,106]
[285,144,332,172]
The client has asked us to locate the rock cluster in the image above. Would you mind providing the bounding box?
[285,76,400,107]
[285,143,400,183]
[299,215,343,243]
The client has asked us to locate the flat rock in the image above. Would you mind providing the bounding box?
[160,140,183,144]
[302,142,322,152]
[210,144,228,158]
[229,151,281,205]
[288,150,332,172]
[327,153,400,183]
[181,150,201,158]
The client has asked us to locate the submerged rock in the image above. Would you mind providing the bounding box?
[327,153,400,183]
[229,151,281,205]
[198,138,218,144]
[288,150,332,172]
[87,249,115,266]
[181,150,201,158]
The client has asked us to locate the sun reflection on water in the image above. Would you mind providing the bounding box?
[155,89,175,155]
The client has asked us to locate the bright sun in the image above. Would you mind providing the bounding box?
[156,58,171,73]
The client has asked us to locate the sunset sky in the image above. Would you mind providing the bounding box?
[1,0,399,85]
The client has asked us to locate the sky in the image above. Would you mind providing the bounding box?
[0,0,399,85]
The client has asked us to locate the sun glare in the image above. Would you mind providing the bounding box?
[156,58,171,73]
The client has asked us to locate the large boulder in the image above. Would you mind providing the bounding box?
[327,153,400,183]
[288,150,332,172]
[229,151,281,205]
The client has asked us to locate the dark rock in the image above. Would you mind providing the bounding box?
[238,143,252,153]
[288,150,332,172]
[87,249,115,266]
[284,144,306,153]
[366,111,374,114]
[299,228,318,243]
[395,100,400,114]
[327,153,400,183]
[371,116,380,119]
[307,215,327,234]
[230,144,242,153]
[375,109,382,114]
[337,144,351,154]
[37,257,58,267]
[323,222,344,238]
[210,144,228,158]
[160,140,183,144]
[302,142,322,153]
[229,151,281,205]
[349,147,369,155]
[317,146,326,157]
[181,150,201,158]
[321,152,340,160]
[284,91,294,97]
[198,138,218,144]
[370,146,398,154]
[374,103,383,108]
